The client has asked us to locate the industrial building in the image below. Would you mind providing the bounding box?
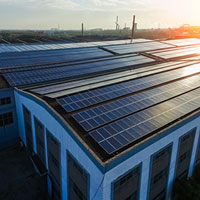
[0,38,200,200]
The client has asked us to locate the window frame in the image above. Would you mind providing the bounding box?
[67,151,90,200]
[111,163,142,200]
[0,112,14,127]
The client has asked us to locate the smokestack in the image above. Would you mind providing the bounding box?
[81,23,84,37]
[116,16,119,30]
[131,15,135,42]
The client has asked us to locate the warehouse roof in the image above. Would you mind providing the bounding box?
[1,38,200,162]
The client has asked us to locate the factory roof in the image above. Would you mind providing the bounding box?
[1,38,200,162]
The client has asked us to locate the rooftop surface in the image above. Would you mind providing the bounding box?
[1,38,200,162]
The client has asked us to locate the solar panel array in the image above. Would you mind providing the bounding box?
[0,39,148,54]
[2,55,154,87]
[102,41,173,54]
[72,75,200,132]
[151,46,200,59]
[57,63,200,112]
[57,62,200,155]
[33,61,188,98]
[90,88,200,154]
[0,47,112,68]
[1,38,200,157]
[0,39,173,68]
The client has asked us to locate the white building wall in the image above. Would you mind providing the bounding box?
[14,89,200,200]
[14,90,104,200]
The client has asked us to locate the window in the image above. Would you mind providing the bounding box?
[68,153,89,200]
[38,137,44,148]
[48,133,59,146]
[50,152,59,168]
[152,190,166,200]
[113,166,141,200]
[119,171,133,187]
[0,112,13,127]
[23,105,33,153]
[175,130,195,179]
[154,147,171,162]
[34,117,46,166]
[125,191,137,200]
[182,134,190,142]
[47,130,61,199]
[153,168,168,184]
[148,145,172,200]
[73,160,84,176]
[0,97,11,106]
[73,183,86,200]
[178,152,187,164]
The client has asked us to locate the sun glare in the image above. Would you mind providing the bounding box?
[183,64,200,77]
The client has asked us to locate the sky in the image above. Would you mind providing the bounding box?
[0,0,200,30]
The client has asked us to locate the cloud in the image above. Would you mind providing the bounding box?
[39,0,80,9]
[0,0,81,9]
[87,0,148,11]
[0,0,148,11]
[1,0,199,14]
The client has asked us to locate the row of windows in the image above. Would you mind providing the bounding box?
[22,105,200,200]
[23,106,89,200]
[0,112,13,127]
[113,129,197,200]
[0,97,11,106]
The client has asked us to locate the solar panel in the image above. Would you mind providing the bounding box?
[2,53,131,73]
[0,47,112,68]
[57,63,200,112]
[32,61,186,97]
[2,55,154,87]
[0,39,151,54]
[183,55,200,60]
[72,75,200,131]
[89,88,200,154]
[103,41,173,55]
[163,38,200,47]
[152,46,200,59]
[1,46,105,58]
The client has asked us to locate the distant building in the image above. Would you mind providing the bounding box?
[1,38,200,200]
[90,28,103,32]
[123,27,131,31]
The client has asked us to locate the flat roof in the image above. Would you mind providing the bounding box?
[1,38,200,162]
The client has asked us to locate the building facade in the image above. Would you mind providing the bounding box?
[13,89,200,200]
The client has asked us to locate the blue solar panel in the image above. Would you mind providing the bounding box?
[0,47,111,68]
[2,55,153,86]
[0,39,148,54]
[72,75,200,131]
[89,88,200,154]
[57,63,200,112]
